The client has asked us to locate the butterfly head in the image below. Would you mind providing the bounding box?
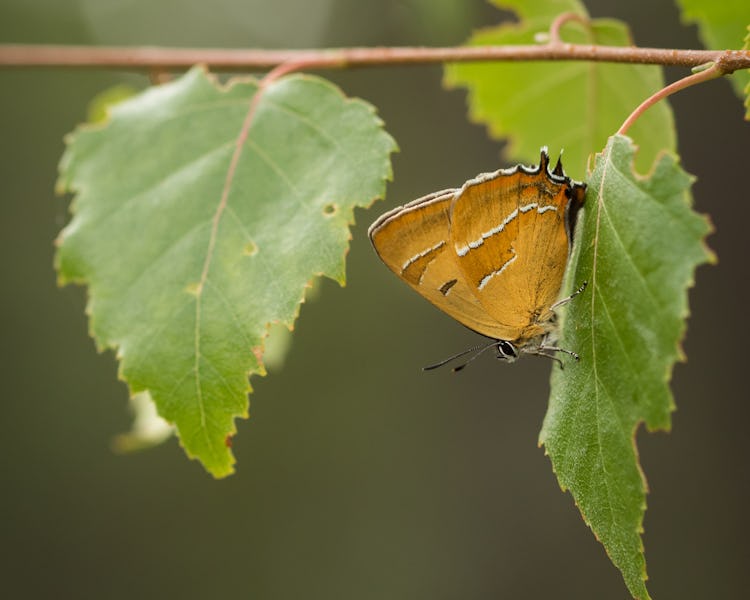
[495,339,519,363]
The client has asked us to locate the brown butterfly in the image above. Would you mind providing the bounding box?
[368,148,586,370]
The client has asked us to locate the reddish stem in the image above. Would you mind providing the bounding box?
[548,12,593,44]
[617,63,724,136]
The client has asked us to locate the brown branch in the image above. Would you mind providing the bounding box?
[1,43,749,73]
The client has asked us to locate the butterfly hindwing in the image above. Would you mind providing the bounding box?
[450,157,579,343]
[368,190,518,340]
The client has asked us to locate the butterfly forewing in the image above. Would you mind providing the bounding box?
[368,190,518,339]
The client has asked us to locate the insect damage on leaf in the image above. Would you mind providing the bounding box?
[56,66,397,477]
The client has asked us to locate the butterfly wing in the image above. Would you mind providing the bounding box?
[449,154,584,344]
[368,190,518,340]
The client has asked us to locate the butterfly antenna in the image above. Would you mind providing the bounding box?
[451,342,502,372]
[422,339,498,372]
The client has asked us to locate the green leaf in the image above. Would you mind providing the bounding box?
[56,67,397,477]
[444,0,676,179]
[675,0,750,99]
[541,135,714,599]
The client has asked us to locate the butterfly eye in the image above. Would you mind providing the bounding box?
[496,340,518,361]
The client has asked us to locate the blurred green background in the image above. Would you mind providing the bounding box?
[1,1,747,598]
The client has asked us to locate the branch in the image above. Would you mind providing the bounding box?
[1,43,749,73]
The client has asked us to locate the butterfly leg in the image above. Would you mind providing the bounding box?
[550,280,588,310]
[526,342,579,369]
[528,351,564,368]
[538,345,580,361]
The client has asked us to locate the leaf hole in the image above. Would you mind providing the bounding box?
[244,241,258,256]
[323,203,338,217]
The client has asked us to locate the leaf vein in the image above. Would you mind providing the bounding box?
[246,139,311,209]
[118,221,209,306]
[593,370,618,535]
[595,284,640,385]
[203,278,256,351]
[598,164,664,312]
[128,297,195,380]
[83,140,234,231]
[264,96,340,147]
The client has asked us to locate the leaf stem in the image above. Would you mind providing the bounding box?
[0,43,748,72]
[617,62,724,136]
[548,12,593,45]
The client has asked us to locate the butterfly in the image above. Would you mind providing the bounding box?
[368,148,586,370]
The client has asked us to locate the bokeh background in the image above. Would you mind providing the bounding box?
[1,1,747,598]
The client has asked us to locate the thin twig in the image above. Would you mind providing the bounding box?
[617,62,724,136]
[1,43,749,72]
